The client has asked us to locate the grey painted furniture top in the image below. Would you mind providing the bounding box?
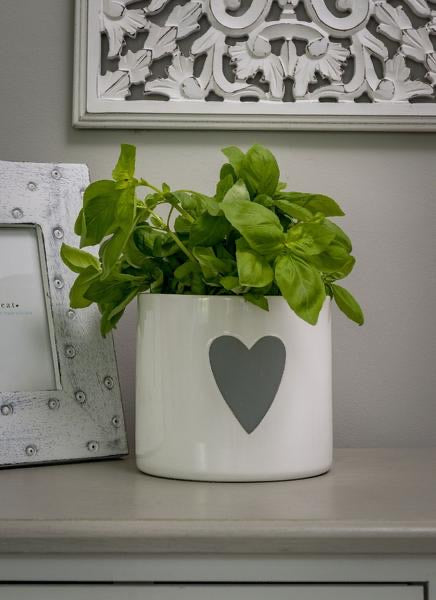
[0,448,435,555]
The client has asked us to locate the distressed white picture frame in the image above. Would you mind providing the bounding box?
[0,160,128,467]
[74,0,436,131]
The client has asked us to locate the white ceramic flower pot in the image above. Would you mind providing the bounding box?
[136,294,332,482]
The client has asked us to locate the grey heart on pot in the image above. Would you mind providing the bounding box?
[209,335,286,434]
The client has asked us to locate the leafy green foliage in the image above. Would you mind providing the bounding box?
[112,143,136,183]
[221,180,285,255]
[275,254,325,325]
[239,145,280,197]
[62,144,364,335]
[76,181,120,247]
[61,244,100,274]
[330,283,364,325]
[190,214,231,246]
[276,192,345,217]
[236,239,274,288]
[222,146,245,176]
[286,222,336,256]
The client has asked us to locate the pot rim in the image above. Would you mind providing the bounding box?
[138,292,332,303]
[138,292,285,299]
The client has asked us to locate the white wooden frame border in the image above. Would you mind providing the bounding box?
[0,160,128,467]
[73,0,436,131]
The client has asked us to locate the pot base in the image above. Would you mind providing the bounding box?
[135,456,332,483]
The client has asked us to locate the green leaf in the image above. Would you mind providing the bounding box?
[173,191,205,218]
[190,214,231,246]
[286,222,336,256]
[86,276,142,336]
[216,244,234,261]
[222,180,285,255]
[85,279,131,305]
[204,196,223,216]
[308,241,355,276]
[236,239,274,288]
[144,193,160,210]
[150,267,164,292]
[69,266,100,309]
[329,255,355,280]
[275,254,326,325]
[215,174,234,204]
[124,236,150,268]
[192,247,232,280]
[245,293,269,311]
[255,194,274,208]
[61,244,100,274]
[115,185,136,229]
[100,228,131,279]
[101,302,131,335]
[111,269,149,283]
[134,226,178,258]
[74,209,85,236]
[112,144,136,182]
[107,286,139,322]
[154,237,180,258]
[275,199,313,222]
[220,276,241,292]
[219,163,236,182]
[100,307,125,337]
[331,284,364,325]
[80,180,120,247]
[174,261,195,281]
[190,271,206,294]
[222,177,250,203]
[133,226,155,256]
[174,216,192,234]
[222,146,245,175]
[278,192,345,217]
[324,220,352,252]
[239,145,280,197]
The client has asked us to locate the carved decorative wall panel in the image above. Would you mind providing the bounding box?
[74,0,436,129]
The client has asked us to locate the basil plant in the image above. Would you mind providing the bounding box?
[61,144,364,336]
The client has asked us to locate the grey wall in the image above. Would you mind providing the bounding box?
[1,1,435,448]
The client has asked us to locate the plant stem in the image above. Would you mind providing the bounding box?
[138,180,197,259]
[172,202,195,224]
[149,209,197,264]
[167,205,175,230]
[138,179,162,195]
[140,180,195,224]
[168,231,197,263]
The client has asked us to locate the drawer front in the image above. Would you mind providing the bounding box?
[0,585,424,600]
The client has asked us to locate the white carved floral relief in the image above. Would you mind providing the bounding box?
[96,0,436,106]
